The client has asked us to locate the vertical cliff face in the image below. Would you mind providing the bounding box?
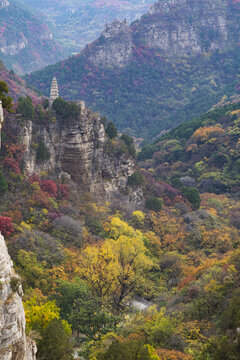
[133,0,228,55]
[81,0,237,65]
[0,234,37,360]
[22,101,141,204]
[86,20,133,67]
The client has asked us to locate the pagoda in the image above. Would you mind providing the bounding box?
[49,77,59,106]
[0,100,4,149]
[0,1,9,9]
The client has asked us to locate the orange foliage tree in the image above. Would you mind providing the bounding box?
[149,210,187,253]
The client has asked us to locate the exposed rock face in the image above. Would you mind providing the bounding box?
[0,35,28,57]
[0,234,37,360]
[86,20,133,67]
[79,0,239,68]
[22,102,141,204]
[133,0,228,55]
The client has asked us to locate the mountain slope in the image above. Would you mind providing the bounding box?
[0,60,41,103]
[25,0,240,139]
[0,0,65,74]
[22,0,154,54]
[139,99,240,198]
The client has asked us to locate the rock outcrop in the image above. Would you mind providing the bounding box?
[80,0,238,68]
[86,20,133,68]
[133,0,228,56]
[0,234,37,360]
[22,101,141,204]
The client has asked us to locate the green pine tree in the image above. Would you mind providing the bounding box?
[37,318,73,360]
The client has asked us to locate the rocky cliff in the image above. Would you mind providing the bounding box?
[133,0,228,56]
[84,0,236,66]
[22,101,141,204]
[0,234,37,360]
[86,20,133,68]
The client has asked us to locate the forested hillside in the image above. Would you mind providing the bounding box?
[139,100,240,196]
[0,0,64,74]
[0,78,239,359]
[0,60,41,102]
[25,0,240,139]
[23,0,153,54]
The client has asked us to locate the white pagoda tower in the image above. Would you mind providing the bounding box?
[0,100,4,149]
[49,77,59,106]
[0,1,9,9]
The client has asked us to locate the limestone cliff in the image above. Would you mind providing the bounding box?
[80,0,238,67]
[133,0,228,56]
[86,20,133,68]
[0,234,37,360]
[22,101,142,205]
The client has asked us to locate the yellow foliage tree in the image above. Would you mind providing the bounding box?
[24,297,71,335]
[77,220,153,307]
[104,216,138,239]
[192,126,225,144]
[132,211,145,227]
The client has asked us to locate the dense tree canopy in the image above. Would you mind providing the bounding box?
[0,80,13,112]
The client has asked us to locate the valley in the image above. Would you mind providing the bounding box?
[23,0,154,54]
[0,1,240,360]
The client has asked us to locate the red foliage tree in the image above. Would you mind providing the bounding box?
[28,173,41,185]
[58,184,69,199]
[3,157,21,174]
[6,144,26,162]
[29,189,51,208]
[41,180,58,197]
[0,216,14,237]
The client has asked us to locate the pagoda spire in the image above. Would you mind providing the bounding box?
[49,77,59,106]
[0,100,4,149]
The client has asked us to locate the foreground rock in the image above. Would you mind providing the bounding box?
[0,234,37,360]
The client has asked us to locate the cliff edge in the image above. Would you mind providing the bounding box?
[0,234,37,360]
[21,100,142,205]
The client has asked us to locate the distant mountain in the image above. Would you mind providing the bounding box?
[0,60,41,103]
[23,0,154,54]
[0,0,65,74]
[26,0,240,139]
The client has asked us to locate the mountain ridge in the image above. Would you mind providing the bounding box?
[25,0,240,139]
